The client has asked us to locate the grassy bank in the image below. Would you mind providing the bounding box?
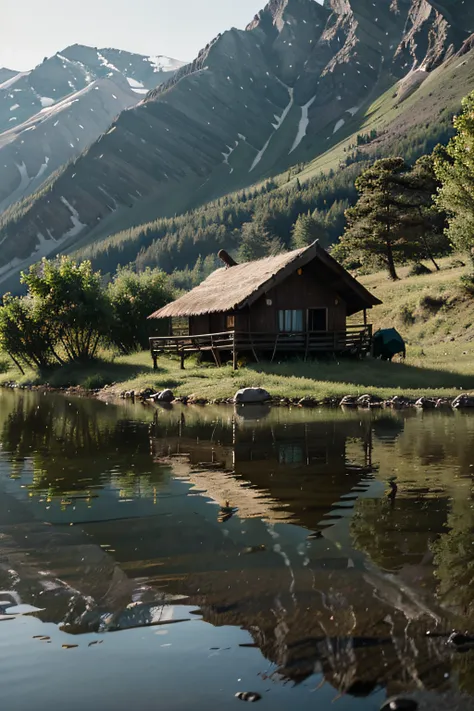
[2,257,474,402]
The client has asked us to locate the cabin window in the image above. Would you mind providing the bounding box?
[308,308,327,332]
[171,317,189,336]
[278,444,304,465]
[278,309,304,332]
[226,315,235,329]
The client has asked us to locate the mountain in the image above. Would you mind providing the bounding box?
[0,68,19,85]
[0,0,473,288]
[0,46,184,133]
[0,46,185,213]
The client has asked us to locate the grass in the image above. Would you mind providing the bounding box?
[2,256,474,402]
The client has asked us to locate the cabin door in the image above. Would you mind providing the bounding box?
[308,308,328,332]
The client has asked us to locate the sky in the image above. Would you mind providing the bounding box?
[0,0,274,71]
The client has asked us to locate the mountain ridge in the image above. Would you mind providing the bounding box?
[0,0,472,289]
[0,45,185,215]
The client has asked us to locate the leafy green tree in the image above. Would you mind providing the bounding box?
[339,158,418,280]
[434,92,474,264]
[108,267,173,353]
[22,256,110,362]
[0,294,57,371]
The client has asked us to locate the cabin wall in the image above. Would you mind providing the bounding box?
[249,269,347,332]
[189,315,210,335]
[190,312,249,334]
[210,313,226,332]
[187,262,355,336]
[235,311,250,332]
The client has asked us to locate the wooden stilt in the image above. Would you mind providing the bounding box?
[152,353,158,371]
[249,332,259,363]
[271,334,279,363]
[233,332,237,371]
[211,348,220,367]
[180,349,185,370]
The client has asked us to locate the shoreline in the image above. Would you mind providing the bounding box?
[1,379,473,412]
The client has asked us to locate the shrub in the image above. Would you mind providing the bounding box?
[460,273,474,295]
[0,293,57,369]
[81,373,113,390]
[399,304,415,326]
[108,268,173,354]
[0,356,10,374]
[409,262,432,276]
[23,257,111,362]
[419,294,447,313]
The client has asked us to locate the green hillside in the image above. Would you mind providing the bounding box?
[2,256,474,402]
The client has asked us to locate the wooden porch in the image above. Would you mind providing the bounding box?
[150,324,373,370]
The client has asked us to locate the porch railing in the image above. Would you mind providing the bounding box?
[150,324,372,369]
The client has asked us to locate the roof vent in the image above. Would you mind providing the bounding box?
[218,249,238,268]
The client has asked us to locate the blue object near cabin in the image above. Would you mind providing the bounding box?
[372,328,406,361]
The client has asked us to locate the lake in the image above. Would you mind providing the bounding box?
[0,390,474,711]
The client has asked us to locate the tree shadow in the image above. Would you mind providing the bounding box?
[251,357,474,392]
[36,358,179,389]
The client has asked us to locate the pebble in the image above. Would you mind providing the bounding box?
[242,545,266,554]
[235,692,262,702]
[380,698,418,711]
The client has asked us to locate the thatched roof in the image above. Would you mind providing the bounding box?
[149,241,381,319]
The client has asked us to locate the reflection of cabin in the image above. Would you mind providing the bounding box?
[148,241,381,368]
[151,412,375,530]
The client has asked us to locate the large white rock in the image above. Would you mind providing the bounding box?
[234,387,271,404]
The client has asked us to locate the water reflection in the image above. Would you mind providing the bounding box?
[0,390,474,706]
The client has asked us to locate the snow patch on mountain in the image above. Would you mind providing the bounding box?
[126,76,148,95]
[250,136,272,172]
[222,140,240,172]
[34,156,50,182]
[272,86,294,130]
[290,95,316,153]
[250,85,295,172]
[148,56,186,73]
[97,52,119,72]
[126,77,144,89]
[0,71,30,90]
[15,161,30,191]
[60,196,86,237]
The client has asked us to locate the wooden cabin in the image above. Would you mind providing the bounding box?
[148,241,381,369]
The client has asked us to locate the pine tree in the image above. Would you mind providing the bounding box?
[401,155,448,271]
[238,222,282,262]
[339,157,417,280]
[291,211,328,249]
